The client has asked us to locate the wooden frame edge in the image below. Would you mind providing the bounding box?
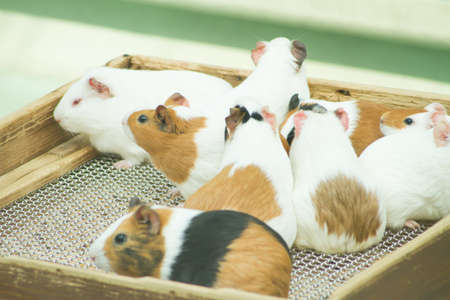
[330,215,450,300]
[0,136,97,208]
[0,256,282,300]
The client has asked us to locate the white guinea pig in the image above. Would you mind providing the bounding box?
[53,67,232,168]
[360,110,450,229]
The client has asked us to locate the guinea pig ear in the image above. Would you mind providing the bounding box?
[88,77,113,98]
[262,106,277,133]
[425,102,446,114]
[251,41,266,66]
[134,206,161,235]
[334,108,349,131]
[293,111,308,137]
[431,111,449,147]
[225,107,246,139]
[164,92,190,108]
[291,40,307,70]
[288,94,300,111]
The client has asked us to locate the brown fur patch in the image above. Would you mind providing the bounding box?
[214,222,291,297]
[279,109,296,134]
[279,134,290,155]
[380,108,427,129]
[184,164,281,222]
[351,101,390,156]
[312,174,381,243]
[104,208,173,278]
[128,108,206,183]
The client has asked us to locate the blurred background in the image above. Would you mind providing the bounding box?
[1,0,449,118]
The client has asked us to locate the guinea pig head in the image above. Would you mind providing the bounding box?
[88,198,167,277]
[224,104,277,142]
[53,76,115,135]
[251,37,307,71]
[124,104,201,156]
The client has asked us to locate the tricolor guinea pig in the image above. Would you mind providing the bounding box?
[359,110,450,230]
[228,37,310,125]
[88,198,292,297]
[288,104,386,253]
[53,66,232,168]
[123,97,225,199]
[380,102,449,135]
[184,104,297,247]
[280,94,391,156]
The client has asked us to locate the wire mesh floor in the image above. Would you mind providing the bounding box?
[0,155,434,299]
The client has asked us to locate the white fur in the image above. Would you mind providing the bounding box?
[53,67,232,166]
[280,98,359,141]
[230,37,310,126]
[88,212,133,272]
[290,110,386,252]
[220,102,297,247]
[359,127,450,229]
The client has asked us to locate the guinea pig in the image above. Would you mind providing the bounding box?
[228,37,310,125]
[380,102,449,135]
[280,94,392,156]
[184,104,297,247]
[359,110,450,230]
[88,198,292,297]
[123,99,225,199]
[288,105,386,253]
[53,66,232,168]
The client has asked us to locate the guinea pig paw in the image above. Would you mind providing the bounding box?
[167,187,182,200]
[113,160,133,169]
[404,220,421,230]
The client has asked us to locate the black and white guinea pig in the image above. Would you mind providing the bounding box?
[88,198,292,297]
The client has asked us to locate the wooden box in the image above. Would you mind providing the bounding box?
[0,55,449,300]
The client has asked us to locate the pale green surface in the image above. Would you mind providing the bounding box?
[1,0,450,119]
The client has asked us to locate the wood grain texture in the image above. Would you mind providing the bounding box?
[330,215,450,300]
[0,82,75,175]
[0,256,281,300]
[0,136,97,208]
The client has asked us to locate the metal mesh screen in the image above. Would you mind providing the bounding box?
[0,155,432,299]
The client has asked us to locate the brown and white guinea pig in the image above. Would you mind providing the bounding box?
[380,102,449,135]
[122,95,226,199]
[280,94,391,156]
[184,104,297,247]
[288,104,386,253]
[53,66,232,169]
[228,37,310,126]
[88,198,292,297]
[360,110,450,230]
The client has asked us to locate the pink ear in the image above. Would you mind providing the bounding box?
[432,113,449,147]
[166,92,190,107]
[293,111,308,137]
[88,77,112,98]
[251,42,266,65]
[426,102,446,114]
[335,108,349,131]
[261,107,276,132]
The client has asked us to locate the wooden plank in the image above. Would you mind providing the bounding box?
[330,215,450,300]
[0,82,74,175]
[0,136,97,208]
[0,256,281,300]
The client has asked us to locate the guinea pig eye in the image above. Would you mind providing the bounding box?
[72,98,82,107]
[114,233,127,245]
[404,118,414,125]
[138,115,148,124]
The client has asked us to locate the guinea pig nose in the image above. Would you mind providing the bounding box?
[138,114,148,123]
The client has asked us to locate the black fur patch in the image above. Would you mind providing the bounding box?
[299,103,327,113]
[250,112,263,121]
[288,94,300,111]
[121,247,163,276]
[169,210,289,287]
[286,127,295,146]
[240,106,250,123]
